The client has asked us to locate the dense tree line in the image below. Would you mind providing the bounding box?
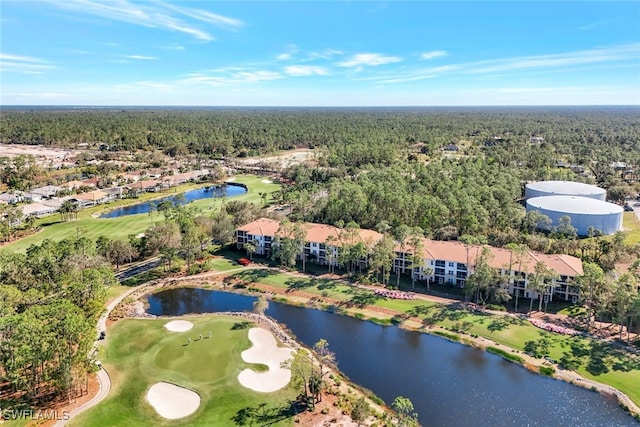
[0,237,116,405]
[2,107,639,165]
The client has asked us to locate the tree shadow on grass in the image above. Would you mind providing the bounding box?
[585,342,611,376]
[406,304,435,318]
[348,290,382,308]
[285,278,313,292]
[487,318,510,332]
[232,401,303,426]
[316,279,337,291]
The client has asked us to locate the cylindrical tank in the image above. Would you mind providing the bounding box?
[525,181,606,201]
[525,196,623,236]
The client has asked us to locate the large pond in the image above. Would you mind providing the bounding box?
[146,288,637,426]
[100,183,246,218]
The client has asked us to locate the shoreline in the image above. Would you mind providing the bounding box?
[121,270,640,420]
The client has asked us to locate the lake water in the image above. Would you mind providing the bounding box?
[146,288,637,426]
[100,184,247,218]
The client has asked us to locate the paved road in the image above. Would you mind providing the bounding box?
[54,259,162,426]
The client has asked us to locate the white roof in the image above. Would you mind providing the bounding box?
[526,181,605,196]
[527,196,623,215]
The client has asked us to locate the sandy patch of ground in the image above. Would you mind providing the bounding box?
[164,320,194,332]
[146,382,200,419]
[261,179,273,184]
[238,328,294,393]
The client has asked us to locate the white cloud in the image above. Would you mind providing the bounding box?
[337,53,402,67]
[276,45,299,61]
[159,3,245,31]
[466,43,640,74]
[307,49,343,60]
[124,55,157,60]
[420,50,448,60]
[39,0,244,41]
[0,53,53,73]
[284,65,328,76]
[180,70,282,85]
[277,52,293,60]
[162,45,184,50]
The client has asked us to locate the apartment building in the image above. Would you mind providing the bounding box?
[236,218,584,302]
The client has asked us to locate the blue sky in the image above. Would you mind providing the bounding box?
[1,1,639,106]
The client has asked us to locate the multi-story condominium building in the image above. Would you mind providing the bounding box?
[394,238,583,303]
[236,218,382,266]
[236,218,584,303]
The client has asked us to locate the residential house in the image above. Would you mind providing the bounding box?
[62,180,94,191]
[82,177,102,188]
[127,179,161,194]
[73,190,110,207]
[0,192,25,204]
[26,185,62,201]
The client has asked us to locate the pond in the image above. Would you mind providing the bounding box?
[146,288,637,426]
[100,183,247,218]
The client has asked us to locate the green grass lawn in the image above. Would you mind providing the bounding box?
[72,316,297,427]
[5,175,280,253]
[106,285,130,303]
[623,211,640,245]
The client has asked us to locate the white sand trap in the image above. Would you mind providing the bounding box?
[238,328,294,393]
[261,179,273,184]
[147,382,200,419]
[164,320,193,332]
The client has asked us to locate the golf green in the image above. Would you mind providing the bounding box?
[72,316,298,427]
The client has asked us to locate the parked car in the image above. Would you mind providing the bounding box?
[237,258,251,266]
[634,202,640,207]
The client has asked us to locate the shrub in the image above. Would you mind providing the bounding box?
[370,317,393,326]
[487,304,506,311]
[539,366,555,376]
[486,346,524,364]
[433,330,460,342]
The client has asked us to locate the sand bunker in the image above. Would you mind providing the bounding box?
[147,382,200,419]
[260,179,273,184]
[238,328,294,393]
[164,320,193,332]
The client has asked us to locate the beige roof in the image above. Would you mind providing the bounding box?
[62,180,91,189]
[238,218,383,247]
[398,237,583,277]
[239,218,583,278]
[129,179,160,189]
[74,190,109,201]
[237,218,281,237]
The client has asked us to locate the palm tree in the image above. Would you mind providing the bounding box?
[245,238,258,260]
[58,200,75,222]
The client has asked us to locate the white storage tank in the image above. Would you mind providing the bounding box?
[525,181,606,201]
[526,196,623,236]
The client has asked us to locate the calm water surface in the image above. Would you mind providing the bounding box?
[146,288,637,427]
[100,184,246,218]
